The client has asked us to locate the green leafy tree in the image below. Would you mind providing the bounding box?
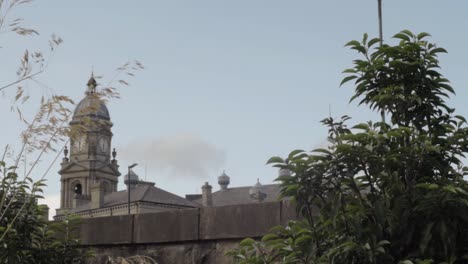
[0,162,88,263]
[229,31,468,264]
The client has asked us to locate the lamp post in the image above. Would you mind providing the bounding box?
[128,163,138,215]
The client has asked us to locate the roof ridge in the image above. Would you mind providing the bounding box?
[139,184,152,200]
[148,185,199,206]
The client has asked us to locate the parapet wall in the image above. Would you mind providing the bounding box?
[80,200,299,263]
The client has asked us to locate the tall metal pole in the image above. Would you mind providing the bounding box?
[378,0,383,45]
[128,166,130,215]
[377,0,386,126]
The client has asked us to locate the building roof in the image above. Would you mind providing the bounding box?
[67,184,199,214]
[106,184,198,207]
[194,184,282,207]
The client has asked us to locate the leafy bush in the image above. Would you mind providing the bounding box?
[0,162,88,263]
[229,31,468,264]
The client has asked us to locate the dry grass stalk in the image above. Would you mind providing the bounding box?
[0,0,143,244]
[106,255,158,264]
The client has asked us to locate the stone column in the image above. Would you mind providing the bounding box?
[60,180,65,208]
[65,179,69,208]
[90,182,104,209]
[201,182,213,207]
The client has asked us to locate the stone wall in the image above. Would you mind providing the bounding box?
[85,240,242,264]
[80,200,299,264]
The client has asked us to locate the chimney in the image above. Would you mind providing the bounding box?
[201,182,213,207]
[38,204,49,221]
[91,182,104,209]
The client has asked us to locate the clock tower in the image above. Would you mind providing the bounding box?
[58,74,121,210]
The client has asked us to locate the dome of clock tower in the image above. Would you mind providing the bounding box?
[71,74,110,122]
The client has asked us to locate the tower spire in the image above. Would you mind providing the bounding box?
[87,71,97,94]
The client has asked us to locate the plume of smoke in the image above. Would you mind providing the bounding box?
[118,133,226,179]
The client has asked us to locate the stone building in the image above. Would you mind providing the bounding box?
[54,76,285,220]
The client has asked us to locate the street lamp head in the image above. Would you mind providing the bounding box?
[128,163,138,169]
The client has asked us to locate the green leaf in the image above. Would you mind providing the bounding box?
[430,47,448,55]
[312,148,331,155]
[393,33,411,42]
[439,83,455,94]
[239,238,255,247]
[417,32,431,39]
[352,123,369,130]
[336,144,353,152]
[349,93,361,103]
[362,33,368,45]
[398,260,413,264]
[344,40,360,47]
[262,234,278,242]
[401,29,414,38]
[378,240,391,246]
[342,68,357,74]
[454,115,466,124]
[235,254,246,259]
[416,183,439,190]
[351,45,366,54]
[286,184,298,192]
[288,149,305,159]
[340,75,357,87]
[367,38,381,48]
[266,156,284,165]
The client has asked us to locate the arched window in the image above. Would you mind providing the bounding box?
[74,183,82,195]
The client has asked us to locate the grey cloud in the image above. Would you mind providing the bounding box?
[118,133,226,179]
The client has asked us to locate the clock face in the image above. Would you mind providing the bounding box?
[72,139,80,152]
[98,136,108,152]
[72,135,86,152]
[78,136,87,152]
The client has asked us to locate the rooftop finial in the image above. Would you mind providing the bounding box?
[86,71,97,94]
[218,170,230,190]
[111,148,118,165]
[250,178,266,202]
[62,146,69,163]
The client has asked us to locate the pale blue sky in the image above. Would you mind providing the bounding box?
[1,1,468,215]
